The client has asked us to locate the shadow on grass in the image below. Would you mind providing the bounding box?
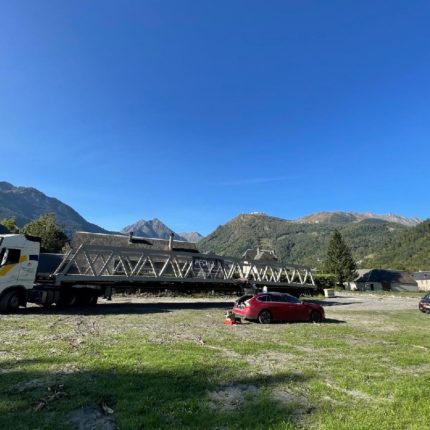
[306,299,363,307]
[0,357,312,430]
[19,301,234,316]
[321,317,345,324]
[243,317,345,325]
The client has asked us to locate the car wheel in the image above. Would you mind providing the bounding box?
[310,310,322,323]
[258,310,272,324]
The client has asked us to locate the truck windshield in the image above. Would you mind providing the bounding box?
[0,248,5,267]
[0,248,21,267]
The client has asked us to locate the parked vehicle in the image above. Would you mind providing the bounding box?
[418,292,430,313]
[232,292,325,323]
[0,233,317,313]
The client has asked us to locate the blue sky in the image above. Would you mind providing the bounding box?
[0,1,429,235]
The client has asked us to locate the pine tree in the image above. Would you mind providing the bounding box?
[324,230,357,287]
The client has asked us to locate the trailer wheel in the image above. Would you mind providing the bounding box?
[56,291,77,307]
[88,294,98,306]
[0,290,21,313]
[75,291,98,307]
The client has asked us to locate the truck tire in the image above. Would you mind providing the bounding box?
[0,289,21,313]
[76,291,98,307]
[88,294,98,306]
[56,291,77,308]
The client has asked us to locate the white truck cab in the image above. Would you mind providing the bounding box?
[0,234,41,311]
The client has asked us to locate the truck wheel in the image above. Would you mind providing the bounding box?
[76,291,98,307]
[56,291,77,307]
[0,290,21,313]
[88,294,98,306]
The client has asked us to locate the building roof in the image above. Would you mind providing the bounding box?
[355,269,373,279]
[411,271,430,281]
[356,269,417,285]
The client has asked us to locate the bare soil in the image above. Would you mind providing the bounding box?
[69,405,115,430]
[318,292,419,311]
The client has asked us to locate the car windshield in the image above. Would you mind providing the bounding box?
[423,293,430,300]
[0,248,5,267]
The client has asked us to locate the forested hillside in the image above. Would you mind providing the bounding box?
[199,213,407,267]
[365,219,430,271]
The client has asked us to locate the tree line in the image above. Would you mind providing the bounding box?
[0,214,67,253]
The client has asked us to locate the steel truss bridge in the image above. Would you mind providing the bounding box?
[50,245,316,293]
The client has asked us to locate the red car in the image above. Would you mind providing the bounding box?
[233,292,325,324]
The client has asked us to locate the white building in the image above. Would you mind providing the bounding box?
[411,272,430,291]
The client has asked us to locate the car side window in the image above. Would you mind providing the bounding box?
[285,295,301,304]
[271,295,284,302]
[257,295,269,302]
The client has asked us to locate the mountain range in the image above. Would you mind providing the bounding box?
[0,182,202,242]
[0,181,108,237]
[294,211,421,227]
[1,181,428,270]
[121,218,203,242]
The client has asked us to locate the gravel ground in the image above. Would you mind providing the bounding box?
[313,292,421,311]
[23,291,422,315]
[109,291,422,311]
[19,291,419,319]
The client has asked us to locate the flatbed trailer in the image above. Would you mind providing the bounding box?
[0,233,317,312]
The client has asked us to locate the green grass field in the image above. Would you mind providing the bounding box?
[0,295,429,429]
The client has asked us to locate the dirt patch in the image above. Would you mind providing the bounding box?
[12,376,52,393]
[272,388,312,412]
[390,363,430,375]
[324,381,393,403]
[207,384,258,411]
[244,352,300,374]
[321,395,347,406]
[8,364,82,394]
[69,405,115,430]
[205,345,242,359]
